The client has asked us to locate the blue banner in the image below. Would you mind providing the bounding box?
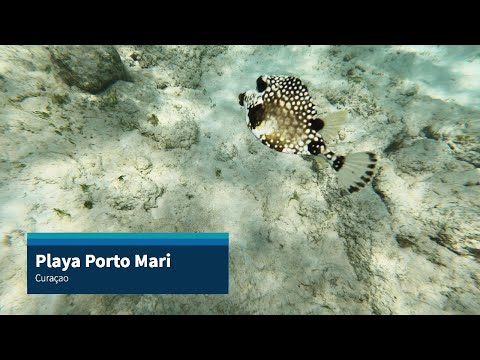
[27,233,229,294]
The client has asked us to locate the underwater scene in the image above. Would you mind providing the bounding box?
[0,45,479,314]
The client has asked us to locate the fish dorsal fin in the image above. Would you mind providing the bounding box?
[320,110,348,143]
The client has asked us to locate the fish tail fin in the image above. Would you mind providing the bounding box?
[333,152,377,193]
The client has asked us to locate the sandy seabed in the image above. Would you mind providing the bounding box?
[0,45,479,314]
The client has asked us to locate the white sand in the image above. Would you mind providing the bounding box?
[0,45,479,314]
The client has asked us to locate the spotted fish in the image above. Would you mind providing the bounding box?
[238,75,377,193]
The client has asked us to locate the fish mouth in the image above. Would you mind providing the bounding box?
[238,92,245,106]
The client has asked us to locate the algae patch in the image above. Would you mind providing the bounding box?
[52,208,71,219]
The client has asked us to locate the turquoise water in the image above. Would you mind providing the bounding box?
[0,45,479,314]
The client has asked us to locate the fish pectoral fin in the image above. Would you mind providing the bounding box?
[320,110,348,143]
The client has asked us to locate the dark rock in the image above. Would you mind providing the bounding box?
[49,45,129,94]
[396,234,416,248]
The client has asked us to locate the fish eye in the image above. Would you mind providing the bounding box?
[256,76,268,92]
[238,92,245,106]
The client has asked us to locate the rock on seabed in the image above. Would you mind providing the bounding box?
[49,45,129,94]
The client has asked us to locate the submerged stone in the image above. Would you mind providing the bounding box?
[49,45,129,94]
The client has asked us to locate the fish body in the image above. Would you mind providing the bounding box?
[239,75,377,193]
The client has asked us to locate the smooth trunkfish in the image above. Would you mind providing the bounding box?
[239,75,377,193]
